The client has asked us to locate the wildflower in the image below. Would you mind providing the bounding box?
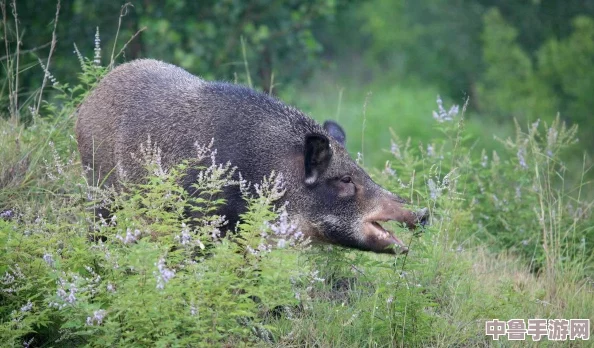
[390,140,402,159]
[517,146,528,169]
[73,43,85,69]
[50,277,78,309]
[115,228,141,244]
[20,301,33,313]
[432,95,458,122]
[277,239,286,248]
[94,27,101,66]
[83,266,102,293]
[257,243,272,253]
[268,209,297,236]
[427,179,439,200]
[427,144,434,157]
[38,58,58,87]
[193,147,238,192]
[356,152,363,165]
[175,223,192,245]
[190,304,198,316]
[383,161,396,176]
[1,266,25,294]
[86,309,107,326]
[238,172,251,196]
[1,273,15,287]
[310,270,325,283]
[492,151,500,166]
[293,230,304,240]
[43,253,55,268]
[205,215,227,241]
[546,127,558,157]
[531,119,541,132]
[106,283,116,293]
[194,138,215,161]
[481,154,488,168]
[155,258,175,290]
[44,142,65,180]
[246,246,258,256]
[386,296,394,304]
[267,209,303,248]
[0,209,14,219]
[254,171,286,204]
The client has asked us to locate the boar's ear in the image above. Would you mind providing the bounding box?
[323,120,346,146]
[304,133,332,185]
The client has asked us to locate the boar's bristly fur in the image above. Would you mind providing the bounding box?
[76,59,427,255]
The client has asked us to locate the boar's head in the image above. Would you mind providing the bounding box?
[290,121,428,255]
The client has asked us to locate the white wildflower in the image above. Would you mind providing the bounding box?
[427,144,434,157]
[432,95,458,122]
[155,258,175,290]
[390,140,402,159]
[86,309,107,326]
[175,223,192,245]
[115,228,141,244]
[517,146,528,169]
[383,161,396,176]
[43,253,55,268]
[93,27,101,65]
[20,301,33,313]
[427,179,439,200]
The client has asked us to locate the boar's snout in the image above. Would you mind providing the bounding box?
[361,193,429,255]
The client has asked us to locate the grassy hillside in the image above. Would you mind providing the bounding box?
[1,51,593,346]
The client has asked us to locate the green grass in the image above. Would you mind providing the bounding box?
[1,25,593,347]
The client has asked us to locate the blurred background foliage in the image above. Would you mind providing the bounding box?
[2,0,593,162]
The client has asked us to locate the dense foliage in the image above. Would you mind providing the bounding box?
[328,0,594,147]
[2,0,343,104]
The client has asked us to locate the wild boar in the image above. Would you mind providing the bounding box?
[76,59,428,254]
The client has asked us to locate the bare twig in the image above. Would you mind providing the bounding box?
[36,0,60,116]
[1,2,11,113]
[110,2,134,69]
[10,0,20,121]
[112,26,146,63]
[0,41,51,61]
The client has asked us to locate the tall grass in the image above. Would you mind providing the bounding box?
[1,8,593,347]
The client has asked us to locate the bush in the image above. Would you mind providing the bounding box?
[380,96,593,273]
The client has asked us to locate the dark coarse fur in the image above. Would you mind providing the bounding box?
[76,59,426,254]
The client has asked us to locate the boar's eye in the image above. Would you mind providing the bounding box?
[336,175,356,198]
[340,175,353,184]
